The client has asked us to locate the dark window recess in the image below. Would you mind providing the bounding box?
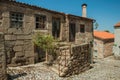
[10,12,23,28]
[35,15,46,29]
[80,24,85,33]
[52,18,60,39]
[69,23,76,42]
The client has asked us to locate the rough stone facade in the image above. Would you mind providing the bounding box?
[0,33,7,80]
[114,26,120,59]
[94,38,104,58]
[52,43,91,77]
[68,15,93,44]
[104,39,114,57]
[93,38,114,59]
[0,0,93,66]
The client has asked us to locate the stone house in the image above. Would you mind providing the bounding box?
[93,31,114,59]
[0,0,94,66]
[113,22,120,59]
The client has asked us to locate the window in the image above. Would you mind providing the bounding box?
[35,15,46,29]
[10,12,24,28]
[80,24,85,33]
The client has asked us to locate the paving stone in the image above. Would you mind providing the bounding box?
[7,56,120,80]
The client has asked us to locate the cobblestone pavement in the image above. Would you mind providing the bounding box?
[7,56,120,80]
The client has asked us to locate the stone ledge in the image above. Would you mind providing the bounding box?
[5,35,16,40]
[114,55,120,60]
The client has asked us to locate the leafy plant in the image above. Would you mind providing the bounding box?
[94,22,99,29]
[33,33,55,63]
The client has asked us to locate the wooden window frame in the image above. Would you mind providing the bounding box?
[80,24,85,33]
[10,12,24,28]
[35,14,46,30]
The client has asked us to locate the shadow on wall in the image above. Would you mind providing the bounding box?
[8,73,27,80]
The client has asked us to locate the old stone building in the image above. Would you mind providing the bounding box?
[113,22,120,59]
[0,0,94,67]
[93,31,114,59]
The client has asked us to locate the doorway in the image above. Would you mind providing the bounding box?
[69,23,76,42]
[52,18,61,39]
[34,45,45,63]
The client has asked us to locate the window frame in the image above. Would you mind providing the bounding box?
[80,24,85,33]
[35,14,46,30]
[10,12,24,28]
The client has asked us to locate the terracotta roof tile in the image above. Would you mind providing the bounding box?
[94,31,114,40]
[114,22,120,27]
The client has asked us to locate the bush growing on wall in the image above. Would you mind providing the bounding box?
[33,33,55,63]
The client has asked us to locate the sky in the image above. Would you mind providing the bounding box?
[17,0,120,33]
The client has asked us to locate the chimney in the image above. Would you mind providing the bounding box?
[82,3,87,17]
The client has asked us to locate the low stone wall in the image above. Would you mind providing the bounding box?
[54,43,91,77]
[0,33,7,80]
[114,55,120,60]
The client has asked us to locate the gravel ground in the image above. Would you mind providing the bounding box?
[7,56,120,80]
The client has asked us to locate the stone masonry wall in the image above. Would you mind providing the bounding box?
[68,16,93,44]
[94,38,114,59]
[54,43,91,77]
[104,40,114,58]
[0,33,7,80]
[93,38,104,58]
[0,1,66,66]
[114,27,120,59]
[0,1,35,66]
[0,1,93,67]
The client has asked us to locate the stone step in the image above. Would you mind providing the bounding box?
[50,65,59,74]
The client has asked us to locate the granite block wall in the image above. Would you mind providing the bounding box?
[54,43,91,77]
[0,33,7,80]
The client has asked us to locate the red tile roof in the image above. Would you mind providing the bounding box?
[94,31,114,40]
[114,22,120,27]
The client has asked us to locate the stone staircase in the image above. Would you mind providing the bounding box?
[50,42,71,76]
[50,43,91,77]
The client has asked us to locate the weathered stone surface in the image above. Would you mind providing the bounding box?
[15,40,24,45]
[11,57,26,65]
[0,1,93,75]
[5,35,16,40]
[0,33,7,80]
[114,55,120,60]
[15,52,24,57]
[17,35,32,40]
[25,51,34,58]
[24,43,33,51]
[53,44,91,77]
[94,38,114,59]
[28,57,35,64]
[13,46,23,51]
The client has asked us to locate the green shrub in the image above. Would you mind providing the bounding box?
[33,33,55,63]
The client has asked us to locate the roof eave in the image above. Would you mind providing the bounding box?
[67,14,94,21]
